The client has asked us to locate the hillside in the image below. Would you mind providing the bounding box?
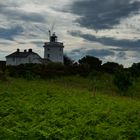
[0,77,140,139]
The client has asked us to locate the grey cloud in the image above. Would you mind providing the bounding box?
[0,25,23,40]
[0,49,10,53]
[69,0,140,29]
[0,4,45,23]
[16,40,44,48]
[69,30,140,50]
[116,51,127,59]
[30,41,43,47]
[20,13,45,23]
[86,49,115,58]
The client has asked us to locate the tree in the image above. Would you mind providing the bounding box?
[63,55,74,66]
[78,55,102,70]
[102,62,123,74]
[113,70,132,95]
[129,62,140,78]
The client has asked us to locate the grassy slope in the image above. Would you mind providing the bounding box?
[0,77,140,139]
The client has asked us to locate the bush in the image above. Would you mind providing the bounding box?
[0,71,8,81]
[101,62,123,74]
[113,71,133,95]
[78,55,102,70]
[129,63,140,78]
[63,55,74,66]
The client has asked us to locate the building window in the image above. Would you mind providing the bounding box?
[47,48,50,51]
[47,54,50,58]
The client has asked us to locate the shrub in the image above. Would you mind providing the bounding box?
[129,63,140,78]
[63,55,74,66]
[101,62,123,74]
[78,55,102,70]
[0,70,8,81]
[113,71,133,95]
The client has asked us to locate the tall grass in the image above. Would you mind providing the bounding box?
[0,77,140,139]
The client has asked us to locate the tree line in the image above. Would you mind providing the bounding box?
[0,55,140,95]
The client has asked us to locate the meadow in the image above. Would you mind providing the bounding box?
[0,76,140,139]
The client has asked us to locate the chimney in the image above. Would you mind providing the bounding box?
[24,49,27,52]
[17,48,20,52]
[28,49,32,53]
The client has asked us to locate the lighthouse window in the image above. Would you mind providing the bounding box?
[47,54,50,58]
[47,48,50,51]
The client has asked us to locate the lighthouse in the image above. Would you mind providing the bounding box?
[43,32,64,63]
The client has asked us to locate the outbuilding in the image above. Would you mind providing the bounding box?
[6,49,42,66]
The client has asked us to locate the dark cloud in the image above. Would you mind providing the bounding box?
[116,51,127,59]
[0,4,45,23]
[69,30,140,50]
[20,13,45,23]
[70,0,140,29]
[0,25,23,40]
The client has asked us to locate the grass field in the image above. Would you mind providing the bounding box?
[0,76,140,139]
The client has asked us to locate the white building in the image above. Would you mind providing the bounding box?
[6,49,42,66]
[5,32,64,65]
[43,32,64,63]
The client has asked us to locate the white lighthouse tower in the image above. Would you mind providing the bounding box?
[43,31,64,63]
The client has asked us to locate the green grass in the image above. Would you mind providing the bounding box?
[0,77,140,139]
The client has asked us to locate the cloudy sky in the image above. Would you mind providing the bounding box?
[0,0,140,67]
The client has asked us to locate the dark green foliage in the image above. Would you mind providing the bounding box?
[0,61,6,70]
[8,64,39,81]
[7,62,91,79]
[3,53,140,82]
[0,78,140,139]
[0,70,8,81]
[129,62,140,78]
[7,63,66,79]
[102,62,123,74]
[78,55,102,70]
[63,55,74,66]
[113,71,133,95]
[40,62,66,78]
[4,55,140,82]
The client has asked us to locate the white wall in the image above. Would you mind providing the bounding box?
[27,54,41,64]
[6,54,41,66]
[44,46,64,63]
